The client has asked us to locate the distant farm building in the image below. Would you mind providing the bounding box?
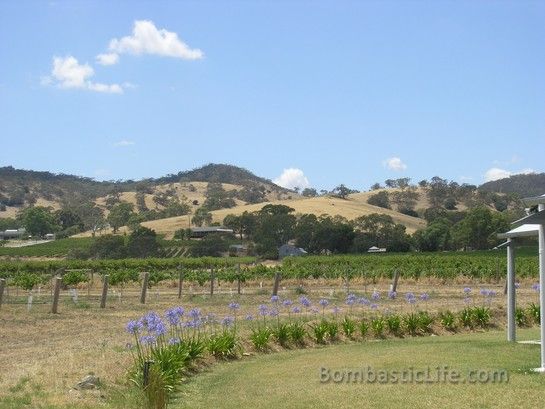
[278,244,307,259]
[368,246,387,253]
[0,228,26,240]
[190,227,234,239]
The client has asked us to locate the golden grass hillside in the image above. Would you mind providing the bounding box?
[140,192,426,238]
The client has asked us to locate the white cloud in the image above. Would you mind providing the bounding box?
[96,52,120,66]
[44,56,123,94]
[273,168,310,190]
[113,140,135,147]
[484,167,536,182]
[51,56,94,88]
[383,157,407,171]
[88,82,123,93]
[108,20,203,60]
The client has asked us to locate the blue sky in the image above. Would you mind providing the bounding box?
[1,1,544,191]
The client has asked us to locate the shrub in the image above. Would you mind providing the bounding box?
[62,270,88,287]
[326,320,339,341]
[371,317,386,338]
[13,272,43,292]
[311,321,329,344]
[273,323,291,347]
[386,315,402,336]
[472,306,491,328]
[359,320,369,338]
[417,311,434,333]
[289,322,307,346]
[250,327,272,351]
[403,313,420,336]
[438,310,457,331]
[459,308,473,328]
[207,330,240,359]
[515,307,529,327]
[342,316,356,339]
[528,303,540,324]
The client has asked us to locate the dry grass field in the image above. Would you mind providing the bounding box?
[140,192,427,239]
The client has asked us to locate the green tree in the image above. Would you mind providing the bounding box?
[191,233,229,257]
[452,207,509,250]
[367,191,390,209]
[332,184,354,199]
[301,188,318,197]
[89,235,127,259]
[192,207,213,227]
[413,218,453,252]
[107,202,135,233]
[126,226,160,258]
[18,206,58,236]
[55,209,84,231]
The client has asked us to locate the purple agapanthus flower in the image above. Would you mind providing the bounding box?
[140,335,157,345]
[388,290,397,300]
[141,312,162,332]
[463,287,471,294]
[258,304,268,316]
[269,308,279,317]
[299,296,311,308]
[188,308,201,320]
[165,308,181,326]
[271,295,280,303]
[370,303,378,309]
[420,293,430,301]
[371,291,380,301]
[228,302,240,310]
[168,337,181,345]
[405,292,415,301]
[319,299,329,307]
[480,289,490,297]
[358,297,370,305]
[245,314,254,321]
[282,299,293,307]
[126,320,143,335]
[292,306,302,314]
[155,321,168,336]
[532,283,540,292]
[345,297,355,306]
[221,316,235,327]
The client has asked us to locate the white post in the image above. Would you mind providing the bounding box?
[538,203,545,371]
[507,238,516,342]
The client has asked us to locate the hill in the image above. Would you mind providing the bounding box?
[0,164,293,218]
[479,173,545,197]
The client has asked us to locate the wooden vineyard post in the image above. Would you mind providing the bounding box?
[178,269,184,299]
[0,278,5,309]
[100,275,109,309]
[51,276,62,314]
[391,269,400,293]
[140,272,149,304]
[88,270,94,298]
[210,268,215,296]
[237,264,242,295]
[272,272,281,297]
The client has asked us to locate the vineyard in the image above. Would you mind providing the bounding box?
[0,250,539,290]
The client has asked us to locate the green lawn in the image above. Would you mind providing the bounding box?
[0,237,95,257]
[176,328,545,409]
